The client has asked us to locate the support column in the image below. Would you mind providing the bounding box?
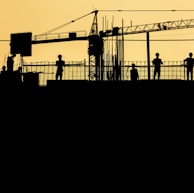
[146,32,150,80]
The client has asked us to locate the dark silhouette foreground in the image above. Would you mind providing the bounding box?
[1,79,194,160]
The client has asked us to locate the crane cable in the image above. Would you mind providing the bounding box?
[35,11,96,38]
[98,9,194,12]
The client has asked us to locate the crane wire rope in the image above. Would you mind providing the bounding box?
[98,9,194,12]
[35,11,96,38]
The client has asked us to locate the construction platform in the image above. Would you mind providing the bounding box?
[1,79,193,161]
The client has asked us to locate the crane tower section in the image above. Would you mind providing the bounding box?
[88,10,103,81]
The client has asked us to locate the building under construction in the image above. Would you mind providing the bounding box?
[1,10,194,161]
[3,10,194,85]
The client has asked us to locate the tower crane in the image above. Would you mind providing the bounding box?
[9,10,194,80]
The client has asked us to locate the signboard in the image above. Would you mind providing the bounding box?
[10,32,32,56]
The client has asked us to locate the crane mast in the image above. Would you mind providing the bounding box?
[88,10,103,81]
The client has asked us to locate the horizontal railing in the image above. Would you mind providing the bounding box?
[22,60,185,86]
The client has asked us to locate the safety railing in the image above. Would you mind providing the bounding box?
[21,60,185,86]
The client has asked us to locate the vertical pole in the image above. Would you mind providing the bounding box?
[146,32,150,80]
[121,18,124,80]
[84,59,86,80]
[88,55,91,81]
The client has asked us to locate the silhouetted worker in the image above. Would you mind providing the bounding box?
[183,52,194,80]
[56,54,65,80]
[1,65,6,73]
[130,63,139,81]
[0,66,7,81]
[152,52,163,80]
[7,54,16,73]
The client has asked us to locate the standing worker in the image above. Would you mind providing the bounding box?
[56,54,65,80]
[130,63,139,81]
[152,52,163,80]
[183,52,194,80]
[7,53,16,73]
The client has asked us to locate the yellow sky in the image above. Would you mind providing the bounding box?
[1,0,194,69]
